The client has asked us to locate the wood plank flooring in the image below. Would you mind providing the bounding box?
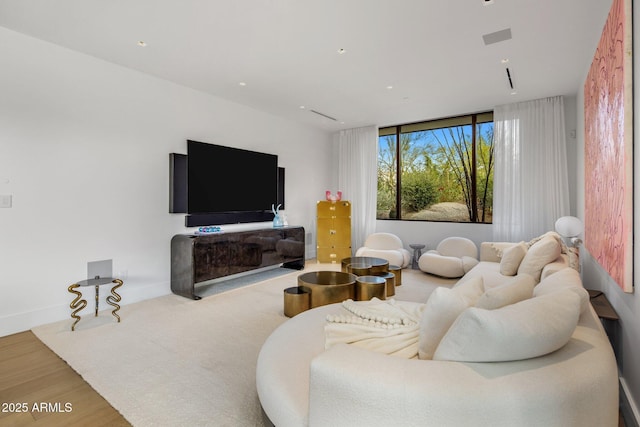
[0,331,130,427]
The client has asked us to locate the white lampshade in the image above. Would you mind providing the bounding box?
[555,216,584,238]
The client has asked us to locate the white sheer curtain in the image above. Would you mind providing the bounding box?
[337,125,378,252]
[493,96,570,241]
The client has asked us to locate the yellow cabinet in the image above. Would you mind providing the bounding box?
[316,200,351,263]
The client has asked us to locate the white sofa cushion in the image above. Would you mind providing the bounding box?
[499,241,527,275]
[418,276,483,360]
[475,274,535,310]
[433,289,582,362]
[517,235,561,281]
[534,267,590,313]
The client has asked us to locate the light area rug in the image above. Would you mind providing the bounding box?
[32,263,454,427]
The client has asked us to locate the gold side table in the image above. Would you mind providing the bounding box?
[68,277,123,331]
[283,286,311,317]
[355,275,386,301]
[374,272,396,297]
[388,265,402,286]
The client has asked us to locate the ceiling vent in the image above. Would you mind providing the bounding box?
[310,109,338,122]
[482,28,512,45]
[505,67,515,90]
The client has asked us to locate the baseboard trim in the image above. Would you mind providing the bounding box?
[621,377,640,427]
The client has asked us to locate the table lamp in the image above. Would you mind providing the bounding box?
[555,216,584,247]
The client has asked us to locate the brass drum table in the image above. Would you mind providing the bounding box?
[283,286,311,317]
[297,271,357,309]
[67,277,123,331]
[355,276,387,301]
[388,264,402,286]
[373,271,396,297]
[341,256,389,274]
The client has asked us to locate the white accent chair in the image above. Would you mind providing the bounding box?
[355,233,411,268]
[418,237,479,278]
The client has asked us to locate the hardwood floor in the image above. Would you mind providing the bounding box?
[0,331,130,427]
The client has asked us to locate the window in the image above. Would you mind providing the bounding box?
[377,112,494,223]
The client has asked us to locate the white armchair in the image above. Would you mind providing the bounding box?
[418,237,478,278]
[355,233,411,268]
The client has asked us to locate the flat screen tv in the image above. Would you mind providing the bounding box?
[184,140,279,226]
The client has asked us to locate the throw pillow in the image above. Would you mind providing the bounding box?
[517,235,561,282]
[417,276,483,360]
[533,267,590,313]
[433,289,582,362]
[499,241,528,276]
[475,274,535,310]
[450,274,485,305]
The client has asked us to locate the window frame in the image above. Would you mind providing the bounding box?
[378,111,494,224]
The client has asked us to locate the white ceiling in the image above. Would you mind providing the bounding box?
[0,0,612,132]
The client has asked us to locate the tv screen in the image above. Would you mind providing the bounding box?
[187,140,278,214]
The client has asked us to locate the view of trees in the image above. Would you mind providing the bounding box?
[377,117,494,223]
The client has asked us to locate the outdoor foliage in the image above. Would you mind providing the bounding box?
[377,119,494,222]
[401,171,438,212]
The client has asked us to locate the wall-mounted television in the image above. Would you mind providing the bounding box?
[170,140,284,227]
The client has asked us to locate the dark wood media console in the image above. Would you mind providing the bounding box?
[171,226,305,299]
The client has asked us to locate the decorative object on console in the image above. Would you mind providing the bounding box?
[195,226,222,234]
[272,204,283,228]
[554,215,583,247]
[325,190,342,201]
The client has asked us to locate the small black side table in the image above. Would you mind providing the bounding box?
[68,277,123,331]
[409,244,426,269]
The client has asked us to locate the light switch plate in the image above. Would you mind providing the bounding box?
[0,195,12,208]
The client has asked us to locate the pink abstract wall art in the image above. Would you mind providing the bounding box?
[583,0,633,293]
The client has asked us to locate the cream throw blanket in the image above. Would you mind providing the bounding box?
[324,298,424,359]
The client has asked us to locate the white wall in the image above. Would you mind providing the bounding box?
[0,27,333,337]
[575,5,640,422]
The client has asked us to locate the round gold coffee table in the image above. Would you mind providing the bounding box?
[355,275,386,301]
[346,262,372,276]
[388,264,402,286]
[373,271,396,297]
[297,271,357,308]
[341,257,389,274]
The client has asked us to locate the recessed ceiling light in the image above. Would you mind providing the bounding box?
[501,58,510,64]
[510,90,518,95]
[337,48,346,54]
[238,82,247,86]
[299,106,306,109]
[137,41,147,47]
[386,86,394,90]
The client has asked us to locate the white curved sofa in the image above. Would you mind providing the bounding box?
[257,236,619,427]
